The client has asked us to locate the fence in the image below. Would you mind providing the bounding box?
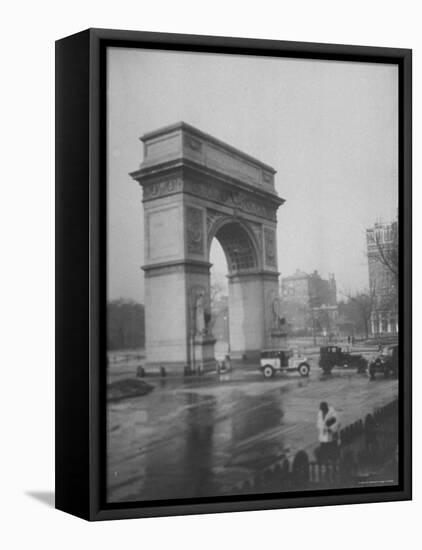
[225,399,398,494]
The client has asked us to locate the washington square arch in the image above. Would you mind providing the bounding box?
[130,122,285,375]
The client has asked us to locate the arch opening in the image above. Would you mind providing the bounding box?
[209,239,229,356]
[211,221,258,274]
[208,220,262,361]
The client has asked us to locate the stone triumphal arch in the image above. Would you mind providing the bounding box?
[130,122,285,374]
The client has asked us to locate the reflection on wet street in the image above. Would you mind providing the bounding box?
[107,369,398,502]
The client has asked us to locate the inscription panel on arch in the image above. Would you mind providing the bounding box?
[146,205,182,261]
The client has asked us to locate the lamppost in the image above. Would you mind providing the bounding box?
[311,307,317,346]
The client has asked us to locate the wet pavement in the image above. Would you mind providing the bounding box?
[107,365,398,503]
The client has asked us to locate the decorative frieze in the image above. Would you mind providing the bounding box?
[142,178,183,201]
[141,176,277,221]
[185,179,278,221]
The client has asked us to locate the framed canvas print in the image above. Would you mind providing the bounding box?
[55,28,412,521]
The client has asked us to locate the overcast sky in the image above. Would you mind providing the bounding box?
[107,47,398,303]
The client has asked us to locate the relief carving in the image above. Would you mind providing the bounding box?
[185,136,202,152]
[264,227,277,267]
[142,176,278,220]
[184,180,277,221]
[186,206,204,255]
[143,178,183,201]
[249,222,263,253]
[206,210,224,235]
[263,171,273,183]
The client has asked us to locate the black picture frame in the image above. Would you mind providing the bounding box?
[55,28,412,521]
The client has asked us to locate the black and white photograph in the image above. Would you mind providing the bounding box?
[106,46,402,503]
[3,0,421,544]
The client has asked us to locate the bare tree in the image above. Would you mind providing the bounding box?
[209,278,228,331]
[371,222,399,288]
[367,221,399,318]
[346,288,376,339]
[107,299,145,351]
[210,279,225,307]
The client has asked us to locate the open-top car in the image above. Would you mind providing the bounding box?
[368,344,398,379]
[259,349,310,378]
[319,345,368,374]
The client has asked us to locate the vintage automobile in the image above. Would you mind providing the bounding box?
[318,345,368,374]
[259,349,310,378]
[368,344,398,379]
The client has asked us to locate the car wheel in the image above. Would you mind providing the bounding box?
[298,363,310,377]
[263,365,274,378]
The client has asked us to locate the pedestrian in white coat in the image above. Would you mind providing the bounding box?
[316,401,341,461]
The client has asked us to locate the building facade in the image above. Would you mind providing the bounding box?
[281,270,338,336]
[366,217,398,336]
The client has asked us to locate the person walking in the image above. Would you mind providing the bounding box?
[316,401,341,462]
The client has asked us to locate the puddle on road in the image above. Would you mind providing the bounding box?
[107,370,398,503]
[108,382,290,501]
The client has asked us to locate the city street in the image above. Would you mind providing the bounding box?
[107,361,398,502]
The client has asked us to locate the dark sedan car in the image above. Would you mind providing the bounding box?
[318,345,367,374]
[368,344,398,379]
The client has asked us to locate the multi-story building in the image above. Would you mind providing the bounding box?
[281,270,338,336]
[366,216,398,335]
